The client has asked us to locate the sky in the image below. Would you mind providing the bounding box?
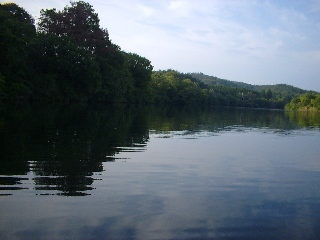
[5,0,320,91]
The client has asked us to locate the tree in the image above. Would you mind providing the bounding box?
[122,52,153,102]
[28,33,102,101]
[266,89,273,99]
[38,1,113,55]
[0,1,157,103]
[0,3,36,100]
[0,3,36,70]
[285,93,320,111]
[313,95,320,111]
[150,70,209,105]
[37,1,144,103]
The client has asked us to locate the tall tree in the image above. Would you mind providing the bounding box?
[0,3,36,100]
[37,1,130,102]
[28,33,102,101]
[124,53,153,87]
[38,1,113,54]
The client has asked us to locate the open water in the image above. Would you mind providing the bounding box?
[1,104,320,239]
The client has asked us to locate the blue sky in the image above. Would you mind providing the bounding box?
[7,0,320,91]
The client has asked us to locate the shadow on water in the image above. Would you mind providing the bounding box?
[0,103,149,196]
[0,104,318,196]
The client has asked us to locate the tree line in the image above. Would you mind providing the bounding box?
[150,70,286,108]
[0,1,153,103]
[0,1,315,109]
[285,93,320,111]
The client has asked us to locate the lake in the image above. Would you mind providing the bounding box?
[1,104,320,240]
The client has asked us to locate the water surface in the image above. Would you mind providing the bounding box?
[1,105,320,239]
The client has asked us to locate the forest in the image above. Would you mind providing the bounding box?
[285,93,320,111]
[150,70,286,108]
[0,1,316,109]
[0,1,153,103]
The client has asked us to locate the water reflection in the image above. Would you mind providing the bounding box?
[1,104,320,240]
[286,110,320,128]
[0,104,149,196]
[0,104,318,196]
[149,106,303,139]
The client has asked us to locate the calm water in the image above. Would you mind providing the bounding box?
[1,104,320,240]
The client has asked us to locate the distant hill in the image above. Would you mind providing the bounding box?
[189,73,254,89]
[190,72,314,100]
[253,84,308,98]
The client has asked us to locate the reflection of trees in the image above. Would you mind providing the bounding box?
[149,105,297,132]
[0,104,149,196]
[1,104,319,196]
[285,111,320,128]
[0,105,33,176]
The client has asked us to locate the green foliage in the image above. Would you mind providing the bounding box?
[149,70,286,108]
[150,70,208,105]
[190,72,253,89]
[190,73,311,103]
[285,93,320,111]
[0,1,315,108]
[38,1,112,54]
[0,3,36,101]
[254,84,314,106]
[28,33,102,101]
[122,52,153,102]
[0,1,152,103]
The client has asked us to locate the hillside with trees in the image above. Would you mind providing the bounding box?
[285,93,320,111]
[190,73,313,102]
[190,73,254,89]
[150,70,285,108]
[0,1,316,110]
